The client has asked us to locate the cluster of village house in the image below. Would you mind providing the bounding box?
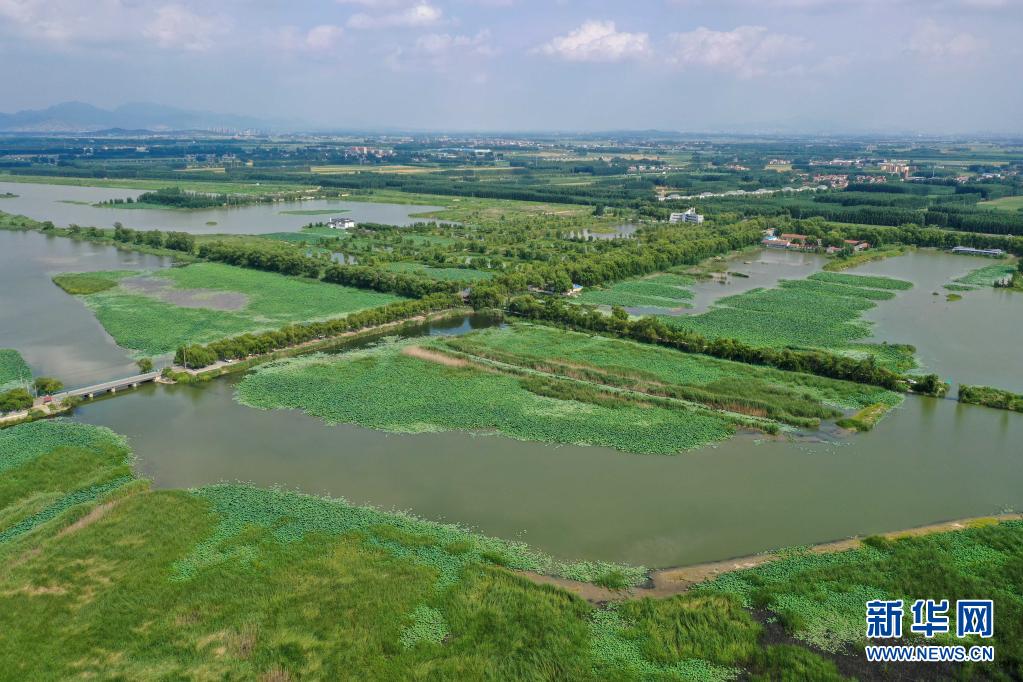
[761,230,870,254]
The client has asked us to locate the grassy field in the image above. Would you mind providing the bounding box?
[979,195,1023,212]
[663,273,916,371]
[577,273,695,310]
[57,263,404,356]
[235,339,737,454]
[383,261,494,283]
[3,418,1022,678]
[0,349,32,391]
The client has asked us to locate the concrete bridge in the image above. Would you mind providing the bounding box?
[52,372,161,401]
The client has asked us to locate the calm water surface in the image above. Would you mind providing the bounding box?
[0,181,443,234]
[849,251,1023,392]
[72,380,1023,568]
[680,248,826,314]
[0,230,170,388]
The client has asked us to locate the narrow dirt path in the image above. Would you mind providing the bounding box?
[402,345,469,367]
[519,513,1023,603]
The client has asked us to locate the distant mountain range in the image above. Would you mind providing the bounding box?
[0,102,296,133]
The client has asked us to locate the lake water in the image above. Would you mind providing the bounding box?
[71,372,1023,569]
[0,230,170,388]
[0,181,444,234]
[683,248,827,315]
[4,232,1021,568]
[849,250,1023,392]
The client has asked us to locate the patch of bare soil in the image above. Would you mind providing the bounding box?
[513,571,623,603]
[402,345,470,368]
[121,276,248,311]
[57,501,117,538]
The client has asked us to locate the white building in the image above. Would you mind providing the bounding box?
[328,217,356,230]
[669,208,704,224]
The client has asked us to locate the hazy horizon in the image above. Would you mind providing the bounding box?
[2,0,1021,134]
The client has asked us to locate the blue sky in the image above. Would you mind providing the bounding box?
[1,0,1021,132]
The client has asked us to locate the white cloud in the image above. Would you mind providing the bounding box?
[347,2,442,29]
[416,30,495,57]
[0,0,227,51]
[144,4,225,51]
[336,0,409,5]
[667,25,809,78]
[537,20,651,63]
[671,0,1012,7]
[277,24,345,54]
[907,20,988,58]
[0,0,131,44]
[386,29,496,76]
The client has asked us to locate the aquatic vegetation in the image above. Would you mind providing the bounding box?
[662,273,914,368]
[578,273,695,310]
[0,419,127,475]
[588,601,744,681]
[59,262,405,356]
[51,272,122,295]
[399,605,449,648]
[779,278,896,301]
[0,349,31,391]
[175,484,646,589]
[235,340,736,454]
[954,263,1016,288]
[807,272,914,290]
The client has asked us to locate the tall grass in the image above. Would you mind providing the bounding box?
[0,349,31,391]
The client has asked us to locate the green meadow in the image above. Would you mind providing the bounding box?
[577,273,695,310]
[56,263,404,356]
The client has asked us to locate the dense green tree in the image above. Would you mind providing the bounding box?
[33,377,63,395]
[0,388,33,413]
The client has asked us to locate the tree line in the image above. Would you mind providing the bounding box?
[112,225,196,252]
[175,293,461,368]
